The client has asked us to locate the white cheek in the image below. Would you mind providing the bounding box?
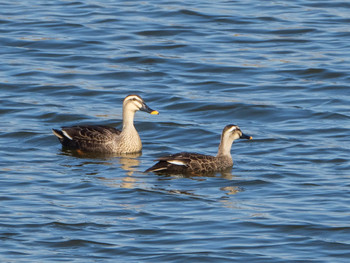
[230,133,240,140]
[135,101,143,108]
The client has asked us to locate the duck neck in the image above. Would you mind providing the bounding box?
[122,109,137,133]
[216,135,233,158]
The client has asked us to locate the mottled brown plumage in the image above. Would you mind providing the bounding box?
[52,125,121,153]
[52,94,158,153]
[145,125,252,174]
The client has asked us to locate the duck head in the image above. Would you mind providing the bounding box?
[123,94,159,115]
[222,124,252,141]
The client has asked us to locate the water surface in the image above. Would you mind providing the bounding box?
[1,0,350,262]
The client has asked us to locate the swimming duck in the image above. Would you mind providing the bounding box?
[145,124,252,174]
[52,94,159,153]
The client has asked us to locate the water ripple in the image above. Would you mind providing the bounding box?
[1,0,350,262]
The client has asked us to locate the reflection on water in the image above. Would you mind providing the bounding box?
[58,148,243,198]
[118,154,141,189]
[147,168,234,179]
[59,148,141,161]
[59,148,141,189]
[220,186,242,195]
[219,171,234,180]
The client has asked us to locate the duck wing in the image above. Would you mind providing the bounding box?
[52,125,121,152]
[60,125,121,142]
[145,152,216,173]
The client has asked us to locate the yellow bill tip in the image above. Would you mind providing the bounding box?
[249,136,253,140]
[150,110,159,115]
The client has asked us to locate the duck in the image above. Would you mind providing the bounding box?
[52,94,159,154]
[145,124,252,174]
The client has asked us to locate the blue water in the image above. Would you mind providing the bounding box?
[1,1,350,262]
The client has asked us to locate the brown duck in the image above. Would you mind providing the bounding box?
[52,94,159,154]
[145,124,252,174]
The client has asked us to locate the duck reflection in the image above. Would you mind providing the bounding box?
[220,186,242,195]
[59,149,141,189]
[58,149,242,197]
[150,168,234,180]
[153,169,242,199]
[118,152,141,189]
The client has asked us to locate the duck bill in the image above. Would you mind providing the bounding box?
[141,103,159,115]
[240,133,252,140]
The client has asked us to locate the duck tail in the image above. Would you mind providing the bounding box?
[144,162,168,173]
[52,129,64,139]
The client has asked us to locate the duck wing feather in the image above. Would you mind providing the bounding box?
[145,152,218,174]
[53,125,122,152]
[60,125,121,142]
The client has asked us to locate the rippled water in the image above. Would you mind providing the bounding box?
[1,0,350,262]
